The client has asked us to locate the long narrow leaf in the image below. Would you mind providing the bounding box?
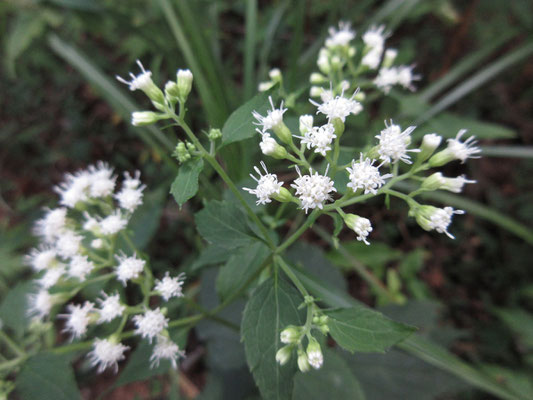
[481,146,533,159]
[293,269,527,400]
[258,1,288,80]
[415,41,533,125]
[244,0,258,100]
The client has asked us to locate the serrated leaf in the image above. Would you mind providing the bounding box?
[293,349,366,400]
[242,277,305,400]
[325,306,415,353]
[170,158,204,208]
[0,281,34,337]
[195,200,257,249]
[222,91,270,145]
[16,353,81,400]
[191,244,231,272]
[216,242,270,301]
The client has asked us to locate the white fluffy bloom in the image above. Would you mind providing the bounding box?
[346,154,392,194]
[115,171,145,212]
[150,336,185,369]
[291,167,336,213]
[154,272,186,301]
[28,289,54,319]
[96,292,125,323]
[299,123,337,156]
[307,348,324,369]
[115,253,145,285]
[396,65,419,91]
[243,162,283,205]
[352,217,373,245]
[68,255,95,280]
[310,91,362,122]
[88,338,129,373]
[253,96,287,133]
[376,121,420,164]
[133,308,168,343]
[55,171,92,208]
[61,301,95,339]
[325,21,356,48]
[441,175,477,193]
[56,230,83,258]
[39,265,65,289]
[99,211,128,235]
[34,208,68,242]
[361,47,383,69]
[88,162,116,198]
[429,207,465,239]
[374,67,399,93]
[116,60,154,92]
[447,130,481,162]
[363,25,387,50]
[26,246,57,272]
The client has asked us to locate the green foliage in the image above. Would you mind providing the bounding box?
[0,281,33,338]
[170,158,204,208]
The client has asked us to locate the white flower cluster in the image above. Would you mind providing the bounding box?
[26,162,186,374]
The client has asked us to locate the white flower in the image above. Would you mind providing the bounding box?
[299,123,337,156]
[290,166,336,213]
[61,301,95,339]
[346,154,392,194]
[307,348,324,369]
[310,90,362,122]
[415,206,465,239]
[353,217,373,245]
[39,265,65,289]
[376,121,419,164]
[253,96,287,133]
[154,272,186,301]
[88,338,129,373]
[91,239,104,249]
[96,292,125,323]
[374,67,399,93]
[361,47,383,69]
[55,170,92,208]
[447,129,481,162]
[116,60,154,92]
[363,25,387,50]
[68,255,95,280]
[441,175,476,193]
[28,289,54,319]
[88,162,116,198]
[299,115,314,135]
[83,213,100,233]
[422,133,442,151]
[133,308,168,343]
[150,336,185,369]
[325,21,356,48]
[115,171,145,212]
[115,253,145,285]
[100,211,128,235]
[34,208,68,242]
[26,246,57,272]
[396,65,419,91]
[243,162,283,205]
[259,131,279,156]
[56,230,83,258]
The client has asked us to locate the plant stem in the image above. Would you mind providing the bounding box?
[0,356,26,373]
[277,210,319,253]
[0,331,25,358]
[275,256,309,297]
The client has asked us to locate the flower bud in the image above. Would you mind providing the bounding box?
[422,173,475,193]
[91,239,104,249]
[176,69,193,101]
[131,111,167,126]
[173,142,192,164]
[280,325,301,344]
[164,81,180,105]
[428,148,455,168]
[299,115,314,135]
[297,348,310,372]
[331,117,345,137]
[310,72,326,84]
[258,81,274,92]
[383,48,398,68]
[273,122,293,146]
[348,46,356,57]
[418,133,442,162]
[306,337,323,370]
[317,53,331,74]
[420,172,446,192]
[310,86,323,98]
[269,68,282,82]
[344,213,373,245]
[260,133,287,159]
[275,345,293,365]
[208,128,222,141]
[330,55,342,70]
[272,187,294,203]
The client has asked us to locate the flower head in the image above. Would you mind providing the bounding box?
[68,255,95,281]
[133,308,168,343]
[346,154,392,194]
[34,208,68,243]
[154,272,186,301]
[253,96,287,133]
[115,253,145,285]
[375,120,419,164]
[344,214,373,245]
[38,265,65,289]
[258,131,287,159]
[243,162,284,205]
[116,60,154,92]
[325,21,356,48]
[414,205,465,239]
[361,47,383,70]
[61,301,95,339]
[96,292,125,323]
[299,123,337,156]
[56,230,83,258]
[55,171,93,208]
[447,130,481,163]
[310,90,362,122]
[26,246,58,272]
[99,211,128,235]
[88,162,116,198]
[28,289,55,320]
[115,171,145,212]
[150,336,185,369]
[363,25,387,50]
[88,338,129,373]
[290,166,336,213]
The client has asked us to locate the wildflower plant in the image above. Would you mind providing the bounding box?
[4,17,512,400]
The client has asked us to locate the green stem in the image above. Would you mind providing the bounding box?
[0,331,25,358]
[0,356,26,373]
[276,256,309,297]
[277,210,320,253]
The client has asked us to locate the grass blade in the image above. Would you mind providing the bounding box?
[258,1,288,80]
[244,0,257,100]
[481,146,533,159]
[415,41,533,125]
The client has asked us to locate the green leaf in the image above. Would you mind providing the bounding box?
[0,281,34,337]
[127,189,166,249]
[195,200,258,249]
[222,92,271,146]
[325,306,415,353]
[191,244,231,272]
[16,353,81,400]
[327,241,401,276]
[293,349,366,400]
[241,277,305,400]
[492,308,533,350]
[216,242,270,301]
[170,158,204,208]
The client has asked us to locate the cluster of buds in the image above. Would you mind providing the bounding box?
[26,163,187,373]
[173,141,197,164]
[308,22,419,100]
[258,68,283,92]
[117,61,193,126]
[276,300,329,372]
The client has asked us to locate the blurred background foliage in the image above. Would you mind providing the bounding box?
[1,0,533,398]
